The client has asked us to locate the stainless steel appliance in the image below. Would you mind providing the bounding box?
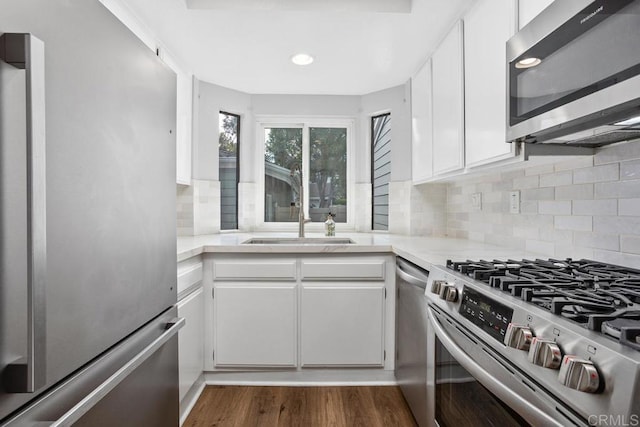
[395,258,429,427]
[425,258,640,427]
[506,0,640,147]
[1,1,181,425]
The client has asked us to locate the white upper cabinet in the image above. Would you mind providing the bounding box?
[411,59,434,184]
[518,0,555,29]
[432,20,465,176]
[464,0,517,168]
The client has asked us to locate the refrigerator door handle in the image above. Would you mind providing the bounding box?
[48,317,185,427]
[0,33,47,394]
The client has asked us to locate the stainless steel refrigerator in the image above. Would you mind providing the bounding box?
[1,0,181,425]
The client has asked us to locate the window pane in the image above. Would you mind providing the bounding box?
[219,112,239,230]
[264,128,303,222]
[372,114,390,230]
[309,127,347,223]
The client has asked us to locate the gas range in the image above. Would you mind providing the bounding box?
[425,258,640,426]
[446,258,640,351]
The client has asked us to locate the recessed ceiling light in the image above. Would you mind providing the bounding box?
[291,53,314,66]
[515,57,542,69]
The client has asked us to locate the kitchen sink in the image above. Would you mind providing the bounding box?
[242,237,355,245]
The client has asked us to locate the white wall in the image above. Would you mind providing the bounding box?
[193,81,252,181]
[360,83,412,183]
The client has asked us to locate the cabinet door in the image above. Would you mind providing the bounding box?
[518,0,554,29]
[214,283,296,366]
[411,59,434,183]
[464,0,517,167]
[432,21,465,175]
[300,283,384,366]
[177,287,204,402]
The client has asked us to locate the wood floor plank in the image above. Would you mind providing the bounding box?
[183,385,417,427]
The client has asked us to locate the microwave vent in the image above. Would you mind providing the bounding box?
[551,129,640,147]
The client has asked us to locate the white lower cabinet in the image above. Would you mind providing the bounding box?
[208,254,395,370]
[214,283,297,366]
[177,287,204,402]
[301,283,385,366]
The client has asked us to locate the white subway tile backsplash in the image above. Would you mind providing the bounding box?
[520,201,538,214]
[594,140,640,165]
[593,250,640,269]
[620,159,640,180]
[573,232,620,251]
[422,141,639,268]
[513,175,539,190]
[525,240,554,256]
[620,235,640,255]
[554,156,593,172]
[539,171,572,187]
[513,226,539,240]
[619,198,640,216]
[572,199,617,216]
[525,163,555,176]
[538,200,571,215]
[595,180,640,199]
[522,187,555,201]
[554,215,592,232]
[573,164,619,184]
[554,244,594,260]
[555,184,593,200]
[593,216,640,235]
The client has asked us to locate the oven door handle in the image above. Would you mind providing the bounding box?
[427,307,564,427]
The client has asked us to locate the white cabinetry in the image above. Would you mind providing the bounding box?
[432,20,464,175]
[176,255,204,415]
[212,257,297,367]
[177,288,204,402]
[207,254,394,370]
[300,257,387,366]
[411,59,433,183]
[464,0,517,167]
[214,283,297,366]
[301,283,384,366]
[518,0,555,29]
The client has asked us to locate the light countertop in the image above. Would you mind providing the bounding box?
[177,232,550,271]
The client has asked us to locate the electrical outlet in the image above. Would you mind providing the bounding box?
[509,191,520,214]
[471,193,482,211]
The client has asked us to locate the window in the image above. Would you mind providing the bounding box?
[219,111,240,230]
[371,113,391,231]
[262,120,351,226]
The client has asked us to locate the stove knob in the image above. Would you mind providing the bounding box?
[438,285,458,302]
[504,324,533,351]
[431,280,446,295]
[528,338,562,369]
[558,356,600,393]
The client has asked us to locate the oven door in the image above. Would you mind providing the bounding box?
[426,304,584,427]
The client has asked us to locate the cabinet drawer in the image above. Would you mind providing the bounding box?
[213,260,296,280]
[177,257,203,297]
[301,260,385,280]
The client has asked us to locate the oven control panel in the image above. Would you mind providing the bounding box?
[459,286,514,343]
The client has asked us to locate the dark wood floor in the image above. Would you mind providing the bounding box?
[183,385,418,427]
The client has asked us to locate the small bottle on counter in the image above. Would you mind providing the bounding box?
[324,214,335,237]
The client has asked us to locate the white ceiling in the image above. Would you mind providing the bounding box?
[123,0,475,95]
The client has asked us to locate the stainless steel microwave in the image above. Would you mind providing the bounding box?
[506,0,640,147]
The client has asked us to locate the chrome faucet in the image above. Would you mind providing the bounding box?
[290,164,311,237]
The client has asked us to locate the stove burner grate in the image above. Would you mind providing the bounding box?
[446,258,640,350]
